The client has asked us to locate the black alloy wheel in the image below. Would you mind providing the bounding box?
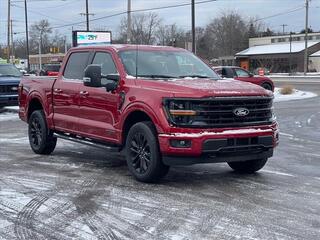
[129,132,152,174]
[125,121,169,182]
[28,110,57,154]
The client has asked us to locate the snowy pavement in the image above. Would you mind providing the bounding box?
[274,87,317,102]
[0,88,320,239]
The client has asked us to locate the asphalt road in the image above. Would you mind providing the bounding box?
[0,84,319,239]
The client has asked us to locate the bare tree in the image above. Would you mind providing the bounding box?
[202,12,249,59]
[29,19,52,54]
[119,13,161,45]
[156,24,186,47]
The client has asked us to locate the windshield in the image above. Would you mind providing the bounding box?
[119,49,220,80]
[0,65,22,77]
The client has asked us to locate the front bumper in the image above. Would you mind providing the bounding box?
[158,123,279,166]
[0,94,18,106]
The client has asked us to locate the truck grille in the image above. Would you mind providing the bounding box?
[165,96,274,128]
[0,85,18,94]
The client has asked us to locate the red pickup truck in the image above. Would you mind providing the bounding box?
[19,45,279,182]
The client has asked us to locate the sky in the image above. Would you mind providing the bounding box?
[0,0,319,44]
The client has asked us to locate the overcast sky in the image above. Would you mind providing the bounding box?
[0,0,320,44]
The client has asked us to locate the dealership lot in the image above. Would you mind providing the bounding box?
[0,83,319,240]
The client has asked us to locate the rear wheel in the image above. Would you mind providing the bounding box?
[261,82,273,91]
[125,121,169,183]
[28,110,57,154]
[228,158,268,173]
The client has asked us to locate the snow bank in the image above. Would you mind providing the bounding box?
[274,87,317,102]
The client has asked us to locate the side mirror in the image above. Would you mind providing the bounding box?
[83,64,102,87]
[249,73,254,77]
[103,74,120,92]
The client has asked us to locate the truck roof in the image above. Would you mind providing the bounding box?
[74,44,187,52]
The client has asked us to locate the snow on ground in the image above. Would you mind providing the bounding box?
[0,112,19,122]
[274,87,317,102]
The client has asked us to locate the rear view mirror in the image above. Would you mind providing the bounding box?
[83,64,102,87]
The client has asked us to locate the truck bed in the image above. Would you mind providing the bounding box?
[19,76,57,122]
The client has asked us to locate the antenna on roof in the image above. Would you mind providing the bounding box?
[135,44,138,79]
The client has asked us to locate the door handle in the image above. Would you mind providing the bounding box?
[54,88,63,93]
[80,91,89,96]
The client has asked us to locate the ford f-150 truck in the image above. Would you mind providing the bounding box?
[19,45,279,182]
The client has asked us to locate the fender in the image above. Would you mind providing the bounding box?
[120,101,167,134]
[26,90,54,128]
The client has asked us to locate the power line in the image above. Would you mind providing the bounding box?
[254,6,305,22]
[51,0,218,29]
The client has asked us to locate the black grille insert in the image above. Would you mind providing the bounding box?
[0,85,18,94]
[166,96,274,128]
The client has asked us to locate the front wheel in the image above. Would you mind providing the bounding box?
[28,110,57,154]
[125,121,169,183]
[228,158,268,173]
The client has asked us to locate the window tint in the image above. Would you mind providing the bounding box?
[235,68,250,77]
[92,52,117,75]
[63,52,90,79]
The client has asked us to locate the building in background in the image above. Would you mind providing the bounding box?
[29,53,65,71]
[235,32,320,73]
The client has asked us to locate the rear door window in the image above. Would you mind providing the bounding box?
[63,52,90,80]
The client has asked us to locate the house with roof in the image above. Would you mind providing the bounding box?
[235,32,320,73]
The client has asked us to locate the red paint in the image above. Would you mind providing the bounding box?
[19,45,278,158]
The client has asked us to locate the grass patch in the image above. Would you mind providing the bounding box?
[280,85,294,95]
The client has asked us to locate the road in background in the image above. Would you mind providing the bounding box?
[0,84,319,239]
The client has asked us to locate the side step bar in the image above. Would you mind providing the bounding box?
[53,132,120,152]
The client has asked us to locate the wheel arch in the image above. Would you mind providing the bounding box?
[120,103,164,146]
[27,96,44,122]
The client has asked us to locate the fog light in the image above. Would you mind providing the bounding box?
[170,139,191,148]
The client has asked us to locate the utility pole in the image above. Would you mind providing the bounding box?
[38,31,42,71]
[85,0,89,31]
[127,0,131,44]
[304,0,310,75]
[191,0,195,54]
[80,0,94,31]
[10,19,14,61]
[24,0,30,72]
[280,24,288,34]
[289,32,292,74]
[7,0,11,63]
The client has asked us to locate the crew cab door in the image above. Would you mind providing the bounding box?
[78,51,121,143]
[52,51,91,133]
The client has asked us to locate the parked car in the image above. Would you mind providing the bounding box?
[253,67,271,76]
[0,64,22,108]
[19,45,279,182]
[39,64,61,76]
[213,66,274,91]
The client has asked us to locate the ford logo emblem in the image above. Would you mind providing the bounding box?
[233,107,249,117]
[11,86,18,91]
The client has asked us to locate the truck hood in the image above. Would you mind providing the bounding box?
[136,78,272,98]
[0,76,21,85]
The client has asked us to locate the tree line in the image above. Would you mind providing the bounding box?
[0,11,313,62]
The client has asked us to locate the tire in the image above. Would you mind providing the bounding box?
[28,110,57,154]
[228,158,268,173]
[125,121,169,183]
[261,83,273,91]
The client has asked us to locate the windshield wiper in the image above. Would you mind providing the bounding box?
[137,74,175,79]
[179,75,209,78]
